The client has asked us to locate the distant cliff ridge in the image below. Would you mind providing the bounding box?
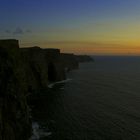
[60,53,79,71]
[76,55,94,62]
[0,39,94,140]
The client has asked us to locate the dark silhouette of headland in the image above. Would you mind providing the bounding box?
[0,39,93,140]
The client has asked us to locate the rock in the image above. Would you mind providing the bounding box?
[60,53,79,71]
[0,39,31,140]
[76,55,94,63]
[0,39,94,140]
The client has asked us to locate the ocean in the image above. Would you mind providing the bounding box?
[30,56,140,140]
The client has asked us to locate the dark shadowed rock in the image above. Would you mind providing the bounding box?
[60,53,79,71]
[0,39,19,49]
[0,39,31,140]
[76,55,94,62]
[21,47,65,86]
[0,39,94,140]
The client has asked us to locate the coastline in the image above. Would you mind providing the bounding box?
[0,39,93,140]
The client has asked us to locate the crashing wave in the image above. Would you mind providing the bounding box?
[29,122,52,140]
[48,78,72,88]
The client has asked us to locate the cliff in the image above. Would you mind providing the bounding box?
[0,39,31,140]
[21,47,65,92]
[0,39,93,140]
[60,53,79,71]
[76,55,94,63]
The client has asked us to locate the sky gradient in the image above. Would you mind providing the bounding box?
[1,0,140,55]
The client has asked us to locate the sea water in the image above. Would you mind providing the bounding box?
[31,56,140,140]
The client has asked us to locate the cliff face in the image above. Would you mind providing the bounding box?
[76,55,94,63]
[0,41,66,140]
[0,40,31,140]
[21,47,65,89]
[60,53,79,71]
[0,39,93,140]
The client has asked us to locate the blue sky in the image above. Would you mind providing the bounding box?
[1,0,140,54]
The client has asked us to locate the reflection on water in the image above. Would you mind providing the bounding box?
[30,56,140,140]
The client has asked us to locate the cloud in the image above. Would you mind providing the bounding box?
[5,28,32,35]
[13,27,24,35]
[5,30,11,33]
[26,29,32,33]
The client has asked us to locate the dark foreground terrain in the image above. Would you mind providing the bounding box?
[0,39,93,140]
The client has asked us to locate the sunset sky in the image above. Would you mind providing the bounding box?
[1,0,140,55]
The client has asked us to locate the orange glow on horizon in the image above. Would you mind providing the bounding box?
[20,41,140,56]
